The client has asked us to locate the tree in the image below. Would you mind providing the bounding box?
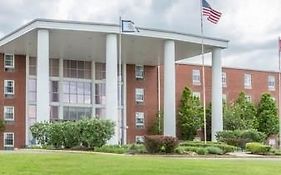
[256,93,279,136]
[148,111,163,135]
[0,119,5,133]
[178,87,203,140]
[224,92,257,130]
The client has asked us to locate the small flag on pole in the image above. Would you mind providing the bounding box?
[202,0,222,24]
[121,20,139,32]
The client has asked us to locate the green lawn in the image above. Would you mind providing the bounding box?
[0,151,281,175]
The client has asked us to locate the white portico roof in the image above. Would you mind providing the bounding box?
[0,18,228,65]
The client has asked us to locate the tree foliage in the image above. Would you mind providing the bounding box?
[224,92,257,130]
[178,87,203,140]
[148,111,163,135]
[0,119,5,133]
[256,93,279,136]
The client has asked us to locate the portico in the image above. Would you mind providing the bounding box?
[0,19,228,145]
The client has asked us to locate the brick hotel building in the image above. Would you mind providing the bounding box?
[0,19,276,150]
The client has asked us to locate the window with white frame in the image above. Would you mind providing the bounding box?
[29,57,37,76]
[63,81,92,104]
[28,79,36,103]
[135,88,144,103]
[49,59,59,77]
[4,106,14,121]
[222,72,227,87]
[244,74,252,89]
[192,69,201,85]
[50,81,59,102]
[4,80,15,96]
[192,92,201,100]
[135,65,144,79]
[4,54,15,69]
[4,132,14,147]
[268,75,275,91]
[135,112,144,129]
[50,106,59,121]
[135,136,144,143]
[245,95,252,102]
[63,60,91,79]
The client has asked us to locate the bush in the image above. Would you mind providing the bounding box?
[128,144,147,154]
[179,141,237,154]
[144,135,178,154]
[246,142,271,155]
[95,145,130,154]
[216,130,266,149]
[0,119,5,132]
[30,119,115,149]
[206,146,223,155]
[175,146,207,155]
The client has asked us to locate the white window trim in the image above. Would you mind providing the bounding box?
[135,65,144,79]
[4,54,15,69]
[222,72,227,87]
[4,132,14,147]
[268,75,275,91]
[135,112,145,128]
[192,69,201,85]
[192,92,201,100]
[244,74,252,89]
[4,106,15,121]
[4,80,15,95]
[135,88,144,103]
[135,136,144,143]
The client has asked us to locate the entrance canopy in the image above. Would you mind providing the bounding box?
[0,19,228,65]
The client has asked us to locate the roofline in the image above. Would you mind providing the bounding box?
[0,18,229,46]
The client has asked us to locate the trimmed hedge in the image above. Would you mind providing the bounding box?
[30,119,114,149]
[144,135,178,153]
[216,130,266,149]
[246,142,271,155]
[95,145,130,154]
[175,146,207,155]
[179,141,237,154]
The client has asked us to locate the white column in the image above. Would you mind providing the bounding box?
[211,48,223,141]
[163,40,176,137]
[106,34,119,144]
[91,61,96,118]
[58,58,63,120]
[25,55,30,145]
[122,63,127,144]
[37,30,50,122]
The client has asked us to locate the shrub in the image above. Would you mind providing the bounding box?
[30,122,50,145]
[246,142,271,155]
[61,121,80,148]
[179,141,237,154]
[206,146,223,155]
[48,122,64,148]
[128,144,147,154]
[144,135,163,153]
[0,119,5,133]
[216,130,266,149]
[144,135,178,153]
[175,146,207,155]
[95,145,130,154]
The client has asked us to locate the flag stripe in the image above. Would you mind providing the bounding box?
[202,0,222,24]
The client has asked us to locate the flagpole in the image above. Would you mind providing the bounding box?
[200,0,207,144]
[278,36,281,149]
[118,16,123,145]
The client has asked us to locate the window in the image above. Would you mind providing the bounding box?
[245,95,252,102]
[63,60,91,79]
[135,88,144,103]
[95,63,106,80]
[135,65,144,79]
[95,83,106,105]
[135,112,144,129]
[222,94,227,101]
[28,79,36,103]
[29,57,37,76]
[192,69,201,85]
[244,74,252,89]
[50,106,59,121]
[192,92,201,100]
[135,136,144,143]
[4,80,15,96]
[63,81,92,104]
[222,72,227,87]
[95,108,105,119]
[50,81,59,102]
[4,54,15,69]
[63,107,92,121]
[49,59,59,77]
[4,132,14,147]
[4,106,14,121]
[268,75,275,91]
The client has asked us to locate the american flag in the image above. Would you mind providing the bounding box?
[202,0,222,24]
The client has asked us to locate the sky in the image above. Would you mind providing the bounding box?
[0,0,281,71]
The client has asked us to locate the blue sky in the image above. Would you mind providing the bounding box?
[1,0,281,71]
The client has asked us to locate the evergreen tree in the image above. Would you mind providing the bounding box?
[178,87,203,140]
[256,93,279,136]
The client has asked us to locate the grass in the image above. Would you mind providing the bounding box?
[0,151,281,175]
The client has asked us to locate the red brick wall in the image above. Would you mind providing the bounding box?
[126,65,158,143]
[0,54,26,149]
